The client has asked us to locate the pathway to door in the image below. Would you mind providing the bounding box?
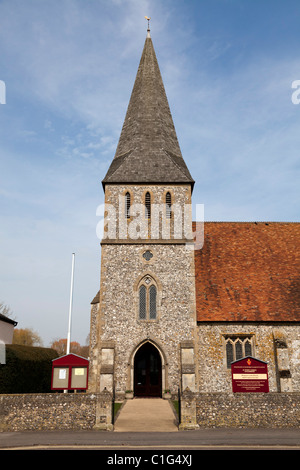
[114,399,178,432]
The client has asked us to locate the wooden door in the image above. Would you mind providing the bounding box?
[134,343,162,397]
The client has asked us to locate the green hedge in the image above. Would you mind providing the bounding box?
[0,344,58,393]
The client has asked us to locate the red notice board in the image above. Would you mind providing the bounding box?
[51,353,89,391]
[231,356,269,393]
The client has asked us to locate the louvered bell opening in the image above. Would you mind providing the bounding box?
[166,192,172,219]
[125,192,131,219]
[149,285,157,319]
[139,285,147,319]
[145,192,151,219]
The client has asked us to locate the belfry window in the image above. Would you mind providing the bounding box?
[138,276,157,320]
[145,192,151,219]
[125,192,131,219]
[166,192,172,219]
[225,336,253,368]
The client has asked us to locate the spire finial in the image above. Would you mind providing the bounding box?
[145,16,151,38]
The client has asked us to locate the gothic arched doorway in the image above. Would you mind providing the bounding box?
[134,342,162,397]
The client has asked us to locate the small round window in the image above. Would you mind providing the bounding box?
[142,250,153,261]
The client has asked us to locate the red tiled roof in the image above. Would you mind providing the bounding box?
[194,222,300,322]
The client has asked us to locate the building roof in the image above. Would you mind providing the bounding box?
[91,291,100,304]
[0,313,18,326]
[194,222,300,322]
[52,353,89,365]
[102,31,194,188]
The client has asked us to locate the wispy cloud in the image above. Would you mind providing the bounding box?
[0,0,299,345]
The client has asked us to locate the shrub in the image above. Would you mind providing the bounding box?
[0,344,58,393]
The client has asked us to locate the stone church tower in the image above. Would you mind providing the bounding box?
[89,27,198,398]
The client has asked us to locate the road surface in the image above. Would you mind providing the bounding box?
[1,428,300,451]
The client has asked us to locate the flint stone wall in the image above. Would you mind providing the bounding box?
[0,393,112,432]
[195,392,300,428]
[1,392,300,431]
[89,184,197,396]
[196,323,300,393]
[98,243,196,394]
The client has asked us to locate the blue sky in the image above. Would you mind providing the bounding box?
[0,0,299,347]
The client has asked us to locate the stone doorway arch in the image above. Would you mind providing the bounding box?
[129,339,167,397]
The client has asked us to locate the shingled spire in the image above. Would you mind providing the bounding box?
[102,28,194,189]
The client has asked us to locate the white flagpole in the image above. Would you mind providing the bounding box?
[66,253,75,355]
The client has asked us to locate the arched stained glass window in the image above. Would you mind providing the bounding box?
[149,285,157,319]
[225,336,253,368]
[226,341,234,368]
[139,285,146,319]
[235,341,243,360]
[138,276,157,321]
[245,339,252,357]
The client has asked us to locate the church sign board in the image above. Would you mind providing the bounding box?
[231,356,269,393]
[51,353,89,391]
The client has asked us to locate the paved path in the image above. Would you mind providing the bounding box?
[114,398,178,432]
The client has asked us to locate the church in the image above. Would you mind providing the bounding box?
[88,25,300,402]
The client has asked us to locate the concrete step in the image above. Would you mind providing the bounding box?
[114,398,178,432]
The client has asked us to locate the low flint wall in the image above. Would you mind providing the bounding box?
[1,392,300,431]
[195,393,300,428]
[0,392,113,432]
